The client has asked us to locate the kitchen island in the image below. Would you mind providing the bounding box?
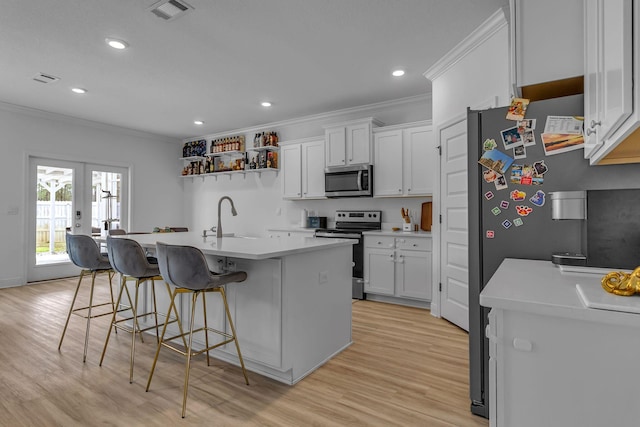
[481,258,640,427]
[112,232,355,385]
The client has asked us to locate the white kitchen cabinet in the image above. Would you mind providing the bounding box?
[281,138,325,199]
[373,122,434,197]
[584,0,640,165]
[511,0,584,88]
[363,235,432,301]
[324,118,382,167]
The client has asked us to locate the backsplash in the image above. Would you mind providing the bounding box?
[587,189,640,269]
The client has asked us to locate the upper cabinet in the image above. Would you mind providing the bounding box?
[373,122,434,197]
[584,0,640,165]
[281,137,326,199]
[324,118,383,167]
[511,0,584,91]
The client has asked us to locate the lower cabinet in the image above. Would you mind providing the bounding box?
[363,235,432,301]
[487,307,640,427]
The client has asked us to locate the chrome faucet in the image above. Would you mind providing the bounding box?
[216,196,237,238]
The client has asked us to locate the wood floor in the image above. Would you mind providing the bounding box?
[0,276,488,427]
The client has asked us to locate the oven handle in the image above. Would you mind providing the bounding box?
[357,170,363,191]
[315,232,362,239]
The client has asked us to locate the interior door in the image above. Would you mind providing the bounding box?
[27,157,128,282]
[439,119,470,331]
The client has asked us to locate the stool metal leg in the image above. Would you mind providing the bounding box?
[202,292,210,366]
[219,286,249,385]
[146,287,181,392]
[82,271,98,363]
[100,274,128,367]
[182,291,199,418]
[58,270,87,352]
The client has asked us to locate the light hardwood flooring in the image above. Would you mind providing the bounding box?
[0,276,488,427]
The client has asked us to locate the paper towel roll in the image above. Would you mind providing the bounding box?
[300,209,308,228]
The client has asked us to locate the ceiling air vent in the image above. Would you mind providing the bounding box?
[33,72,60,84]
[149,0,193,21]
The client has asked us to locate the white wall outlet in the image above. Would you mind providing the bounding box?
[319,271,328,284]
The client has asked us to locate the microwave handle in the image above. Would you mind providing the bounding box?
[357,170,363,191]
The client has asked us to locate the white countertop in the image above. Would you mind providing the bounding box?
[480,258,640,327]
[362,230,431,237]
[109,232,355,260]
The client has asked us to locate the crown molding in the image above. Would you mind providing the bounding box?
[0,101,178,144]
[423,8,508,82]
[188,93,432,142]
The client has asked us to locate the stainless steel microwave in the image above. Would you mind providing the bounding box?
[324,164,373,198]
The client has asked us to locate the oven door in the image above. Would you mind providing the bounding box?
[314,231,365,299]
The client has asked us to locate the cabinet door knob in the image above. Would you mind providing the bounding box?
[590,120,602,128]
[407,188,411,192]
[413,243,418,247]
[398,189,402,192]
[586,128,596,136]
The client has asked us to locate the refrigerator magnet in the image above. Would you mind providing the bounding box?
[513,218,524,227]
[515,205,533,216]
[483,169,497,183]
[491,207,502,216]
[533,160,548,175]
[506,97,530,121]
[522,129,536,147]
[494,174,508,190]
[500,200,510,209]
[484,191,495,200]
[478,149,514,176]
[486,230,495,239]
[500,126,524,150]
[510,190,526,201]
[530,190,546,207]
[513,145,526,159]
[483,138,497,151]
[517,118,536,133]
[501,220,513,229]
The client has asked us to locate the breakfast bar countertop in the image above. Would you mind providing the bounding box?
[108,231,355,260]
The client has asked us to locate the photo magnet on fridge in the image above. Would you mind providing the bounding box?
[494,174,508,190]
[506,97,530,121]
[513,145,527,159]
[478,149,514,175]
[500,126,524,150]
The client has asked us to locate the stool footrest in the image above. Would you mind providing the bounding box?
[160,326,235,357]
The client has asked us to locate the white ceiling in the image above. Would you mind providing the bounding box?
[0,0,506,139]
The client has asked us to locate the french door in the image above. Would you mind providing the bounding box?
[27,157,128,282]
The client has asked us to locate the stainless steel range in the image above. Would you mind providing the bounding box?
[314,210,382,299]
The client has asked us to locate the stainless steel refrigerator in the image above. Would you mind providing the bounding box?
[467,94,640,418]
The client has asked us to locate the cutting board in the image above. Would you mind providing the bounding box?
[575,283,640,314]
[420,202,432,231]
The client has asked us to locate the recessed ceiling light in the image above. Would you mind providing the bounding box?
[261,101,272,107]
[105,38,129,50]
[194,120,204,125]
[392,69,405,77]
[71,87,87,94]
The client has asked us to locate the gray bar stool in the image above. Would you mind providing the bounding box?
[100,236,184,383]
[59,233,116,362]
[146,241,249,418]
